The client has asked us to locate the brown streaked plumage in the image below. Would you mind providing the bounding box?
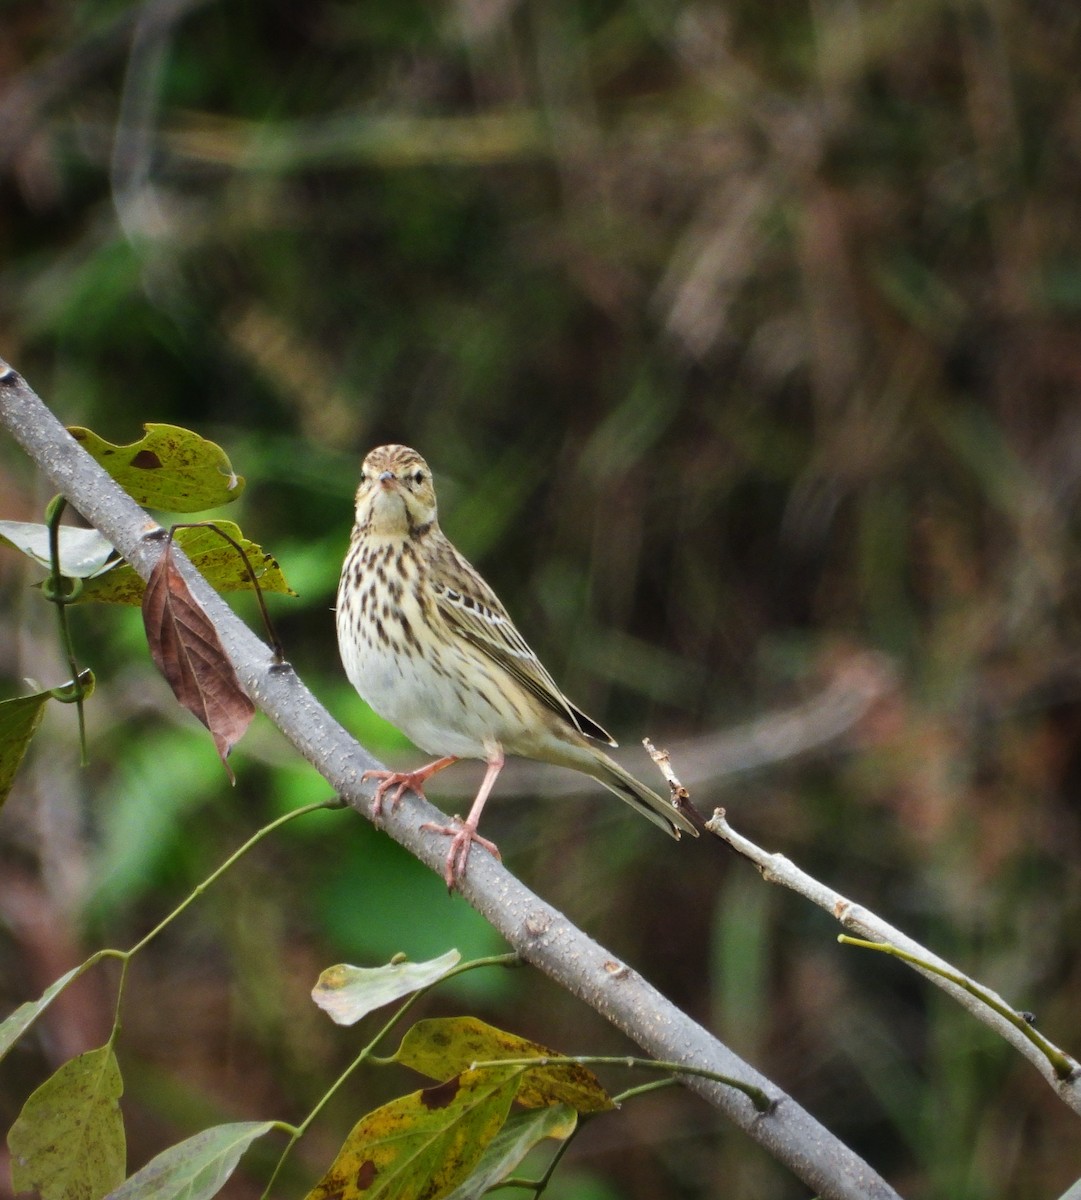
[336,444,697,887]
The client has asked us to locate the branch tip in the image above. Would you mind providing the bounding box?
[642,736,690,799]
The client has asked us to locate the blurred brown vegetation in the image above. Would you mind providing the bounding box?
[2,0,1081,1196]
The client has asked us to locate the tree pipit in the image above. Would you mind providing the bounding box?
[336,444,697,888]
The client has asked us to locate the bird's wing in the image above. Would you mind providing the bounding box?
[431,544,616,746]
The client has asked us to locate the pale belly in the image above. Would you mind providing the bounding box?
[336,565,533,761]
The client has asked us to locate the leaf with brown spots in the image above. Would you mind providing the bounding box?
[142,537,254,779]
[68,423,244,511]
[420,1077,461,1110]
[8,1044,125,1200]
[79,520,295,605]
[304,1066,522,1200]
[394,1017,615,1113]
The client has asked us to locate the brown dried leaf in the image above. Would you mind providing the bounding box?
[142,541,255,779]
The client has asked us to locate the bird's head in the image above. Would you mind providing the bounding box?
[354,444,438,537]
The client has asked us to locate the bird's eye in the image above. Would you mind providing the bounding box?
[412,469,424,485]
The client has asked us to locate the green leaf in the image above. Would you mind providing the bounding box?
[0,689,50,810]
[78,521,295,605]
[442,1105,578,1200]
[0,964,86,1064]
[395,1017,616,1113]
[8,1044,126,1200]
[0,520,116,577]
[305,1066,522,1200]
[312,950,462,1026]
[104,1121,277,1200]
[68,424,245,511]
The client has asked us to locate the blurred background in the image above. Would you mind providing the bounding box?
[2,0,1081,1196]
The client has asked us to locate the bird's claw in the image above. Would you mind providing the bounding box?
[421,817,501,889]
[362,769,428,819]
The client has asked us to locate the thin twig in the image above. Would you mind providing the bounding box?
[706,807,1081,1107]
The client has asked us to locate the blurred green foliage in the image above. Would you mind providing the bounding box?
[2,0,1081,1196]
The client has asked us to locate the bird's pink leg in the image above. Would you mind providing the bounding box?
[363,756,458,818]
[422,749,504,889]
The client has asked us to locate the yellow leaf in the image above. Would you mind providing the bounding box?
[305,1066,522,1200]
[395,1017,616,1113]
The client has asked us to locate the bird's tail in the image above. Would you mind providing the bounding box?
[587,748,700,840]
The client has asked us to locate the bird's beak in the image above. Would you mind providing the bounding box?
[378,471,396,490]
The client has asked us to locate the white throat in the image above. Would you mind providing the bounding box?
[364,488,410,536]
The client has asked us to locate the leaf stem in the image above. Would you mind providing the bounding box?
[467,1054,775,1113]
[612,1076,680,1104]
[259,1000,416,1199]
[522,1115,581,1197]
[839,935,1079,1080]
[126,798,344,959]
[43,494,91,762]
[1,804,340,1135]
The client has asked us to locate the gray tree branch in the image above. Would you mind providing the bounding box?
[0,358,901,1200]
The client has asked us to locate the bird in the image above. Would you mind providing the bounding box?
[335,444,698,888]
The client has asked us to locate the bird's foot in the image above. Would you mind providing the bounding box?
[362,756,457,819]
[362,770,420,818]
[421,817,501,890]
